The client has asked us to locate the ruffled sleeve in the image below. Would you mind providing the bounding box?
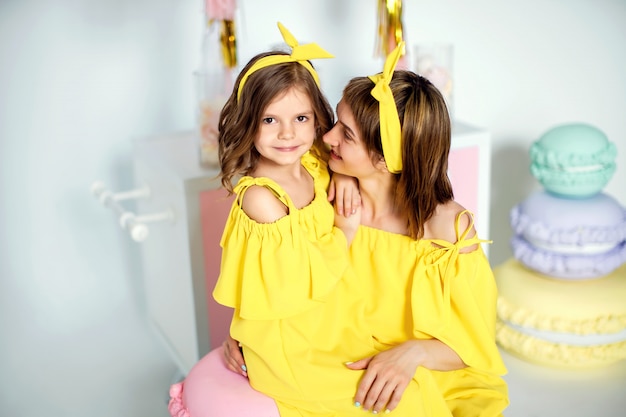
[212,156,349,320]
[411,211,507,375]
[301,150,331,190]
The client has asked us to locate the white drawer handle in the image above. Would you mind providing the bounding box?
[91,181,174,242]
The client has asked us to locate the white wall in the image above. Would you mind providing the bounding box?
[0,0,624,415]
[234,0,626,266]
[0,0,200,415]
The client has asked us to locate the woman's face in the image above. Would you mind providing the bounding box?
[323,99,378,178]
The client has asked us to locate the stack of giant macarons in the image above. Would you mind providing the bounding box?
[495,122,626,369]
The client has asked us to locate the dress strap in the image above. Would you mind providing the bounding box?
[454,209,492,247]
[234,176,297,211]
[424,209,492,329]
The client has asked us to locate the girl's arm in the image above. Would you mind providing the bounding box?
[334,205,361,245]
[328,173,362,244]
[219,185,285,376]
[327,173,361,217]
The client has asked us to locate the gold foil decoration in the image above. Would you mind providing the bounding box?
[375,0,405,59]
[217,19,237,69]
[198,0,238,167]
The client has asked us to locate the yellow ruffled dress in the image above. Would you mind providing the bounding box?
[213,152,404,416]
[348,212,510,417]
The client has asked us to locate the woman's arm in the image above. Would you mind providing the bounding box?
[346,338,465,413]
[346,204,472,413]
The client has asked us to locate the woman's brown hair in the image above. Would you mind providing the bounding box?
[342,70,454,239]
[218,51,334,193]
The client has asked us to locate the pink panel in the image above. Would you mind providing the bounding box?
[199,188,235,349]
[448,146,479,216]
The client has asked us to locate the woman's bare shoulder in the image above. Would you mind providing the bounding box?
[426,201,477,251]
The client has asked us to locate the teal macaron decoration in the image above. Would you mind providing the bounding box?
[530,123,617,198]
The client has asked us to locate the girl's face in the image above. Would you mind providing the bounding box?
[254,86,316,168]
[323,99,378,178]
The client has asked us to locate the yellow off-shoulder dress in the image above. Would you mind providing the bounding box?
[214,153,431,416]
[348,213,510,417]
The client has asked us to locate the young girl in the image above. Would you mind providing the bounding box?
[211,23,424,417]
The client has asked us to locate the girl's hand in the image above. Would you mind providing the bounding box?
[222,335,248,378]
[328,173,361,217]
[345,342,421,413]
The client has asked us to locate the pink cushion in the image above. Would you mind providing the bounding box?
[168,346,280,417]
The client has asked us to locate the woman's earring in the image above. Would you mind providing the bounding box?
[377,158,389,173]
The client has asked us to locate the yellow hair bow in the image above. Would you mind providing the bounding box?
[236,22,334,101]
[368,41,405,173]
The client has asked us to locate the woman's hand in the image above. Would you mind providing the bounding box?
[222,335,248,377]
[346,342,420,413]
[346,339,466,413]
[327,173,361,217]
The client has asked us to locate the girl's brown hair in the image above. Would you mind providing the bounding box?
[342,70,454,239]
[218,51,334,193]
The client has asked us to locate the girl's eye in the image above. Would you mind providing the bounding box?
[262,117,275,124]
[296,115,308,122]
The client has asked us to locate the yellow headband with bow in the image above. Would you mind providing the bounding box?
[368,41,405,173]
[236,22,334,101]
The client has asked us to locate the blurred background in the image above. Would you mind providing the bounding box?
[0,0,624,416]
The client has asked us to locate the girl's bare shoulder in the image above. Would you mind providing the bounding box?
[240,185,288,224]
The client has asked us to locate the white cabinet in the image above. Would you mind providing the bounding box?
[133,131,227,374]
[133,123,491,373]
[448,122,491,246]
